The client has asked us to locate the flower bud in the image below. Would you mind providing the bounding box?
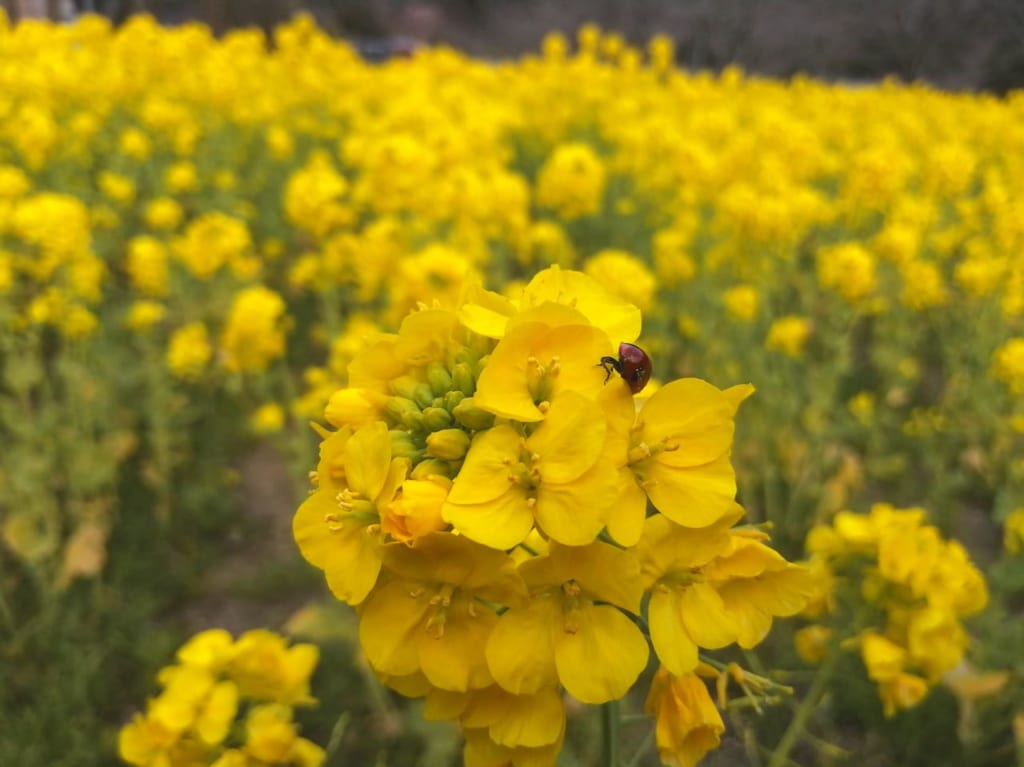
[384,396,421,425]
[425,428,471,460]
[452,397,495,430]
[325,388,383,428]
[412,383,435,409]
[410,458,453,480]
[444,390,466,410]
[422,406,453,431]
[390,430,424,461]
[451,362,476,396]
[426,362,453,396]
[389,376,421,401]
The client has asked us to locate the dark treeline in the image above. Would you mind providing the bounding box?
[8,0,1024,94]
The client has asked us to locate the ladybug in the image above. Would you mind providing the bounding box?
[599,342,652,394]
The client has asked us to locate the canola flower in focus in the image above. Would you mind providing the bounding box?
[293,267,814,765]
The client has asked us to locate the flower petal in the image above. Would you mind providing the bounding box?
[359,580,431,677]
[486,598,561,694]
[640,379,737,467]
[418,596,497,692]
[443,484,534,551]
[534,460,616,546]
[679,582,737,650]
[344,422,392,500]
[554,603,649,704]
[446,426,522,505]
[645,453,737,528]
[527,392,606,484]
[648,589,699,676]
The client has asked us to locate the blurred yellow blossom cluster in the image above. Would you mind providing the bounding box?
[798,504,988,716]
[119,629,323,767]
[294,266,813,765]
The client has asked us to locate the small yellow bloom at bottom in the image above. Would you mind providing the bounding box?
[1004,508,1024,555]
[251,403,286,435]
[765,316,812,357]
[167,322,212,380]
[644,668,725,767]
[878,672,929,717]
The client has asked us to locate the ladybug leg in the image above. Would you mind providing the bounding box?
[598,356,621,384]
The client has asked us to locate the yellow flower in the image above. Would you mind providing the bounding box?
[877,672,929,717]
[219,285,288,374]
[521,220,575,268]
[619,379,754,535]
[173,212,252,280]
[381,475,451,543]
[583,249,657,312]
[462,725,563,767]
[794,625,833,664]
[118,713,199,767]
[359,532,527,692]
[635,513,740,674]
[817,242,876,302]
[228,629,319,705]
[471,310,616,423]
[442,391,621,548]
[292,423,406,605]
[460,266,642,345]
[485,541,647,703]
[165,161,199,193]
[126,235,169,296]
[535,142,606,219]
[167,322,212,380]
[1004,508,1024,554]
[119,127,151,159]
[176,628,236,672]
[993,338,1024,394]
[243,704,324,767]
[284,150,350,238]
[899,259,947,309]
[653,227,697,285]
[765,315,812,357]
[144,197,184,230]
[125,300,166,332]
[458,686,566,749]
[251,402,286,434]
[98,171,136,204]
[723,284,759,321]
[644,668,725,767]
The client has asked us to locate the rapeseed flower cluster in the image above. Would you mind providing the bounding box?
[119,629,323,767]
[798,503,988,716]
[0,12,1011,764]
[294,267,813,765]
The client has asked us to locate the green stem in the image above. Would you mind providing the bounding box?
[624,729,654,767]
[601,698,621,767]
[767,644,841,767]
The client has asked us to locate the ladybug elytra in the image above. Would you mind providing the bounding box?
[599,342,652,394]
